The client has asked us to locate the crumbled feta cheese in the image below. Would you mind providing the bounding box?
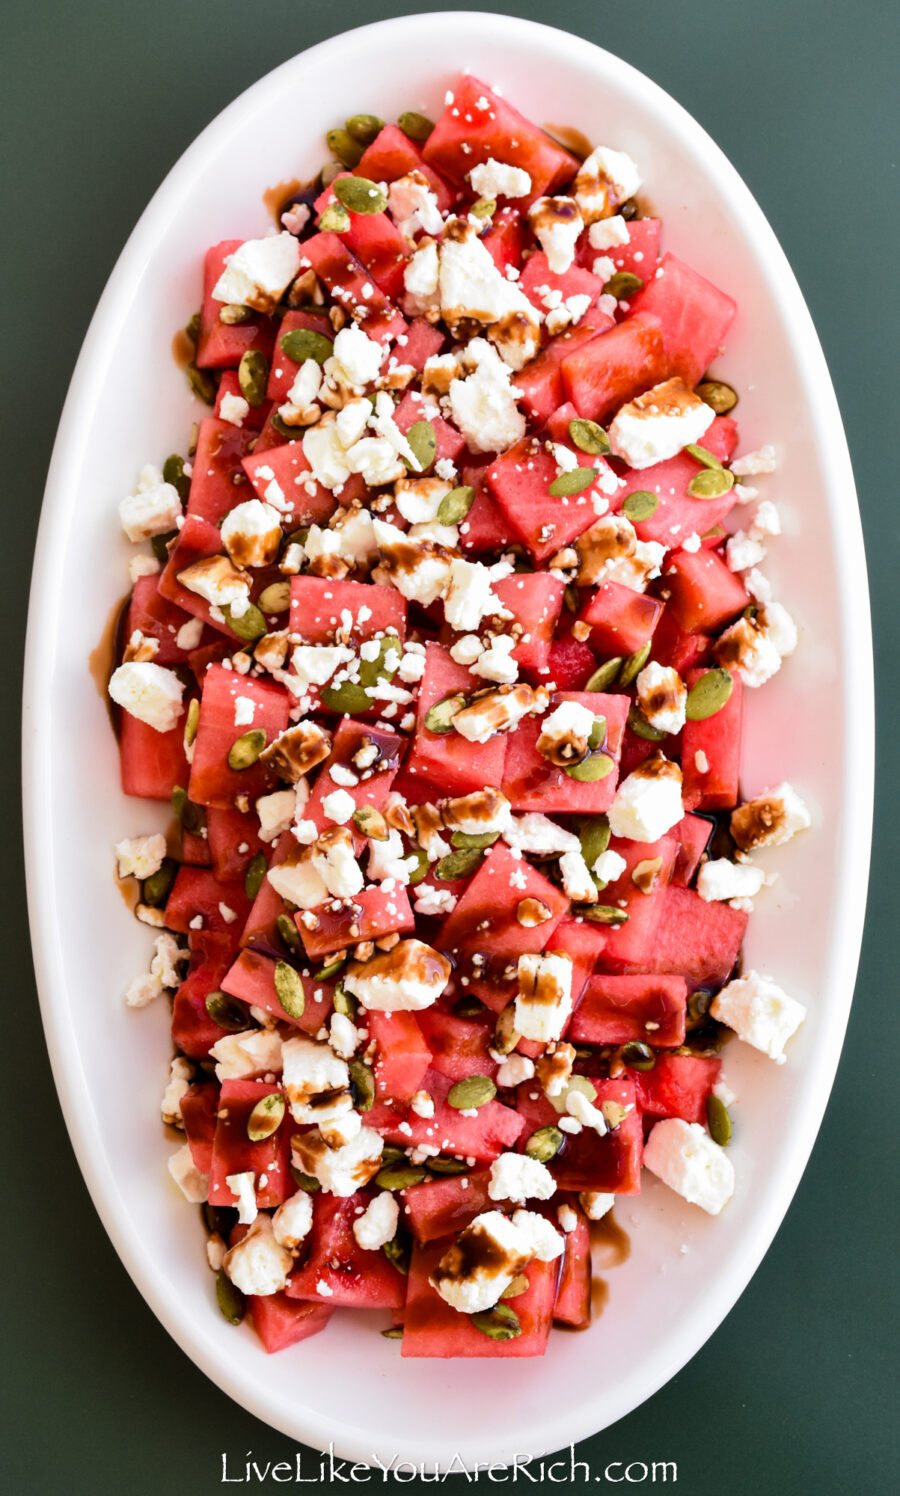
[128,553,161,582]
[291,1124,383,1197]
[150,932,186,989]
[108,661,184,733]
[469,158,532,199]
[587,215,631,250]
[488,1152,557,1204]
[495,1053,535,1088]
[447,337,527,453]
[353,1191,400,1250]
[535,699,596,766]
[443,558,502,633]
[559,849,598,904]
[211,232,302,313]
[635,661,687,735]
[403,240,440,314]
[282,1035,351,1125]
[272,1191,314,1250]
[290,643,355,692]
[224,1213,293,1294]
[115,832,166,880]
[592,848,627,885]
[413,885,457,917]
[644,1118,735,1215]
[528,196,584,274]
[714,612,787,688]
[328,1011,360,1060]
[452,682,546,744]
[344,939,451,1012]
[429,1211,532,1314]
[321,788,357,824]
[579,1191,615,1221]
[697,858,766,904]
[725,530,767,573]
[730,781,811,851]
[511,1210,565,1262]
[731,445,776,476]
[161,1056,193,1126]
[608,756,683,842]
[388,171,444,239]
[210,1028,284,1083]
[256,787,297,843]
[711,971,807,1062]
[167,1143,209,1203]
[575,145,642,223]
[503,813,580,857]
[373,519,453,607]
[450,634,485,667]
[175,617,204,650]
[313,827,364,899]
[471,634,518,684]
[221,500,282,569]
[219,392,250,427]
[439,226,541,371]
[176,554,250,611]
[119,464,183,542]
[608,379,715,469]
[557,1203,579,1233]
[515,952,574,1043]
[409,1089,435,1118]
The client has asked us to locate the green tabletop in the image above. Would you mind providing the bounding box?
[5,1,897,1491]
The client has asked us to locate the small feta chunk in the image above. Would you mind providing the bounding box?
[373,519,453,608]
[608,755,683,842]
[575,145,642,224]
[711,971,807,1062]
[352,1191,400,1250]
[387,170,444,239]
[608,379,715,469]
[495,1053,535,1088]
[511,1209,565,1262]
[528,197,584,274]
[161,1055,193,1126]
[731,445,776,476]
[447,337,527,453]
[256,787,297,843]
[115,832,166,880]
[403,239,440,314]
[588,215,630,250]
[282,1035,351,1125]
[593,848,627,885]
[488,1152,557,1205]
[221,500,282,569]
[515,952,574,1043]
[119,464,182,542]
[644,1118,734,1215]
[579,1191,615,1221]
[559,849,598,904]
[224,1213,293,1294]
[212,232,302,313]
[443,558,502,633]
[167,1143,209,1203]
[535,699,596,767]
[176,554,250,611]
[452,683,546,744]
[210,1028,284,1083]
[343,939,451,1012]
[313,827,364,899]
[219,392,250,427]
[635,662,687,736]
[439,224,541,370]
[469,158,532,199]
[697,858,766,904]
[272,1191,314,1251]
[730,781,811,852]
[472,634,518,684]
[321,788,357,825]
[503,813,580,857]
[108,661,184,733]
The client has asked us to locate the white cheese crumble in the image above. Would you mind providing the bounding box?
[167,1143,209,1203]
[468,158,532,199]
[119,464,182,542]
[608,757,683,842]
[644,1119,734,1215]
[711,971,807,1062]
[224,1213,293,1294]
[488,1152,557,1204]
[515,952,574,1043]
[608,379,715,469]
[352,1191,400,1251]
[108,662,184,733]
[212,232,302,312]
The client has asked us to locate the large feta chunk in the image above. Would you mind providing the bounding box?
[266,846,328,909]
[108,661,184,733]
[429,1211,532,1314]
[220,500,282,569]
[115,832,167,880]
[608,379,715,469]
[291,1124,383,1197]
[730,781,811,852]
[635,662,687,736]
[352,1191,400,1250]
[167,1143,209,1203]
[468,159,532,199]
[515,952,574,1043]
[488,1152,557,1205]
[711,971,806,1062]
[119,464,183,542]
[282,1035,352,1124]
[447,336,527,453]
[343,939,451,1012]
[644,1118,734,1214]
[210,1028,284,1083]
[696,858,766,904]
[608,755,683,842]
[373,519,454,607]
[223,1213,293,1294]
[574,145,642,224]
[503,813,580,856]
[272,1191,314,1251]
[528,197,584,274]
[211,232,302,313]
[439,223,541,371]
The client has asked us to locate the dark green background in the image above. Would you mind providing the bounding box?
[4,1,898,1491]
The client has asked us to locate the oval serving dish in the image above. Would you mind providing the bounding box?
[23,10,873,1469]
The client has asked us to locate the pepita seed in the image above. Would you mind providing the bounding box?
[579,904,629,925]
[437,485,475,526]
[622,490,659,523]
[706,1094,733,1146]
[289,1166,320,1192]
[152,529,178,564]
[621,1040,655,1071]
[333,175,388,216]
[280,328,334,364]
[406,848,430,886]
[548,466,596,498]
[375,1164,427,1190]
[204,990,249,1031]
[685,668,734,721]
[524,1125,564,1163]
[619,640,652,687]
[142,857,178,908]
[381,1325,404,1339]
[548,1075,597,1115]
[493,1004,520,1056]
[564,583,579,614]
[381,1234,410,1274]
[224,602,266,642]
[447,1075,497,1110]
[696,379,738,414]
[425,692,467,734]
[244,851,267,900]
[397,111,434,142]
[358,634,401,689]
[216,1269,246,1325]
[321,680,372,714]
[568,417,611,456]
[471,1303,521,1341]
[453,995,485,1019]
[353,805,389,841]
[450,830,499,850]
[269,412,293,438]
[471,197,496,219]
[564,752,615,782]
[626,705,666,742]
[326,128,364,168]
[218,303,254,325]
[688,988,713,1024]
[686,443,724,471]
[380,1145,407,1168]
[257,580,292,616]
[587,715,607,750]
[499,1274,530,1300]
[435,847,484,881]
[247,1092,285,1141]
[185,312,201,345]
[227,727,267,770]
[425,1156,469,1175]
[320,954,349,984]
[602,1099,630,1129]
[187,362,217,405]
[274,960,305,1020]
[603,270,644,298]
[345,113,385,145]
[162,453,191,502]
[585,658,623,691]
[238,349,268,407]
[318,202,351,234]
[349,1059,375,1111]
[687,467,734,499]
[276,912,303,956]
[172,784,206,835]
[184,697,200,747]
[578,814,611,870]
[406,419,437,471]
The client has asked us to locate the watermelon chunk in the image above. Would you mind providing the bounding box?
[285,1192,406,1308]
[296,885,416,960]
[627,253,737,388]
[422,75,579,202]
[501,690,629,813]
[610,883,747,988]
[119,710,188,801]
[188,664,290,810]
[402,1241,558,1358]
[289,574,406,645]
[369,1068,524,1162]
[171,938,238,1059]
[298,234,407,344]
[392,391,466,469]
[368,1010,432,1105]
[402,1169,493,1244]
[314,176,410,301]
[485,436,613,563]
[672,812,713,887]
[490,572,565,674]
[125,576,208,666]
[221,949,335,1035]
[665,549,749,634]
[249,1294,333,1354]
[185,417,258,526]
[631,1053,722,1124]
[516,1077,643,1192]
[513,309,615,426]
[561,315,667,422]
[406,644,507,796]
[519,251,605,317]
[576,580,664,657]
[357,124,455,210]
[195,240,275,370]
[681,667,743,810]
[414,1009,498,1082]
[180,1082,218,1173]
[571,972,687,1047]
[611,416,740,549]
[165,865,252,937]
[553,1202,591,1328]
[208,1078,291,1208]
[242,440,349,527]
[158,513,245,640]
[267,309,337,403]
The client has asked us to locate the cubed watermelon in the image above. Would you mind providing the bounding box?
[501,690,629,813]
[402,1241,557,1358]
[516,1077,643,1192]
[665,549,749,634]
[561,315,667,422]
[402,1169,493,1244]
[570,972,687,1047]
[367,1010,433,1105]
[681,667,743,810]
[298,234,407,344]
[626,253,737,389]
[249,1294,333,1354]
[185,417,259,526]
[195,240,275,370]
[406,644,508,796]
[188,664,290,810]
[208,1078,291,1208]
[357,124,455,211]
[631,1053,722,1124]
[576,579,664,657]
[285,1192,406,1307]
[485,436,612,563]
[422,76,579,203]
[221,948,335,1035]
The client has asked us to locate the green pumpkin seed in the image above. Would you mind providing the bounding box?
[382,1235,410,1274]
[603,271,644,299]
[499,1274,530,1301]
[318,202,351,233]
[568,417,611,456]
[247,1093,285,1141]
[224,602,266,642]
[327,967,353,999]
[227,727,267,770]
[447,1075,497,1110]
[619,640,652,687]
[425,692,467,734]
[564,752,615,782]
[268,412,294,438]
[685,668,733,721]
[359,634,402,689]
[204,991,249,1031]
[688,988,713,1024]
[274,960,305,1020]
[453,995,486,1019]
[525,1125,564,1163]
[151,529,177,564]
[172,784,206,835]
[626,705,667,742]
[493,1004,520,1056]
[243,851,267,901]
[314,952,347,980]
[238,349,268,407]
[320,681,372,714]
[450,830,499,851]
[435,847,485,882]
[216,1270,246,1325]
[686,443,724,471]
[218,303,254,325]
[184,697,200,748]
[471,1303,521,1341]
[203,1202,236,1236]
[405,419,437,471]
[162,453,191,502]
[277,913,303,956]
[563,583,579,614]
[687,467,734,499]
[622,490,659,523]
[621,1040,656,1071]
[257,580,292,616]
[548,466,597,498]
[437,485,475,526]
[185,312,201,345]
[406,848,430,886]
[349,1059,375,1112]
[579,905,629,925]
[548,1075,597,1115]
[425,1156,469,1176]
[326,128,364,168]
[375,1164,427,1190]
[585,658,623,691]
[333,175,388,216]
[280,328,334,365]
[706,1094,732,1146]
[380,1145,407,1168]
[142,857,178,907]
[696,379,738,415]
[289,1166,320,1192]
[187,362,217,405]
[381,1325,404,1340]
[345,113,384,145]
[588,715,607,751]
[353,805,389,841]
[471,197,496,219]
[188,422,199,457]
[397,111,434,143]
[578,814,611,870]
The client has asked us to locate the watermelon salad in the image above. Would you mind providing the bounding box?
[107,77,812,1358]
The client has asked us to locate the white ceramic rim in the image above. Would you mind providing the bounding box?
[24,10,873,1468]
